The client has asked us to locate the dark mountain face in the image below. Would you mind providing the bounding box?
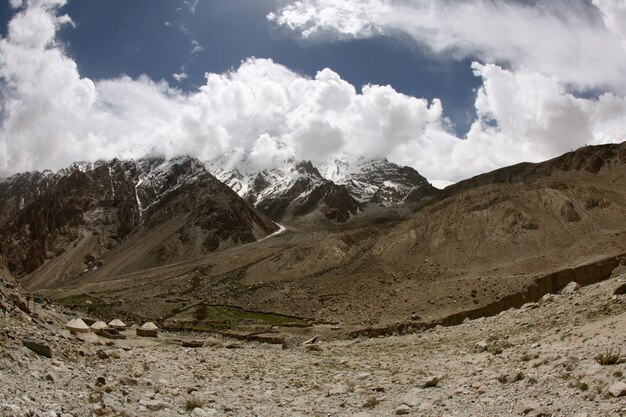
[0,170,61,226]
[0,156,278,285]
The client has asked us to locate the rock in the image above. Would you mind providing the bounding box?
[139,400,171,411]
[539,294,554,304]
[613,282,626,295]
[182,340,204,348]
[305,344,323,352]
[202,337,224,348]
[327,384,348,396]
[119,376,138,386]
[281,338,298,350]
[101,393,122,409]
[191,408,218,417]
[92,405,106,416]
[96,376,106,386]
[561,282,581,295]
[44,372,55,382]
[395,404,411,415]
[418,375,441,388]
[474,341,488,353]
[608,381,626,397]
[516,399,540,415]
[96,349,109,360]
[397,388,421,407]
[521,302,538,310]
[22,338,52,358]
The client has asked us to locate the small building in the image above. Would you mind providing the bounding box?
[137,322,158,337]
[65,317,90,334]
[108,319,126,331]
[90,321,108,333]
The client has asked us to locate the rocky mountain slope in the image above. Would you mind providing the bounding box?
[209,156,437,222]
[38,142,626,333]
[0,156,278,289]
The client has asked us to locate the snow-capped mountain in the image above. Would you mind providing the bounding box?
[209,158,358,222]
[208,155,437,221]
[319,157,434,204]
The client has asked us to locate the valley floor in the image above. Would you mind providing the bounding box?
[1,275,626,417]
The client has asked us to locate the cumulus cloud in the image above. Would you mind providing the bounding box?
[0,0,625,184]
[269,0,626,93]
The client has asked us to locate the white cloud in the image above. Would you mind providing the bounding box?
[173,65,188,82]
[190,39,203,55]
[184,0,200,14]
[0,1,625,185]
[269,0,626,94]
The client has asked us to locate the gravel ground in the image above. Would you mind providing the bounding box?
[1,274,625,417]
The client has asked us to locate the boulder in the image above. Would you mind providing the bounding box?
[560,282,581,295]
[22,338,52,358]
[608,381,626,397]
[202,337,224,348]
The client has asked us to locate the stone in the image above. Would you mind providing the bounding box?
[561,282,581,295]
[474,341,488,353]
[418,375,441,388]
[608,381,626,397]
[101,393,122,409]
[191,408,218,417]
[182,340,204,348]
[614,282,626,295]
[327,384,348,396]
[119,376,138,386]
[22,338,52,358]
[539,294,554,304]
[96,350,109,360]
[395,404,411,415]
[92,405,106,416]
[202,337,224,348]
[397,388,421,407]
[516,399,540,415]
[281,338,298,350]
[139,400,170,411]
[305,344,323,352]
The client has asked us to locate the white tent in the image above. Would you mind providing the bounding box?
[90,321,108,332]
[65,317,90,333]
[137,321,158,337]
[108,319,126,330]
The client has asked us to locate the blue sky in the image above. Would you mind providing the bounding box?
[0,0,625,182]
[21,0,480,135]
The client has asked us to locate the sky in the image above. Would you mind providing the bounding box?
[0,0,625,183]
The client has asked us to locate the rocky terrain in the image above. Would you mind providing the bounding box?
[1,260,625,416]
[31,142,626,334]
[2,142,626,416]
[0,156,278,288]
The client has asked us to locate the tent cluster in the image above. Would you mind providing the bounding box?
[64,317,159,338]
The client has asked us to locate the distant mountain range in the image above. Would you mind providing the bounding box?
[0,154,435,285]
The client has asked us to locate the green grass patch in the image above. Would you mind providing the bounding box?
[165,304,303,332]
